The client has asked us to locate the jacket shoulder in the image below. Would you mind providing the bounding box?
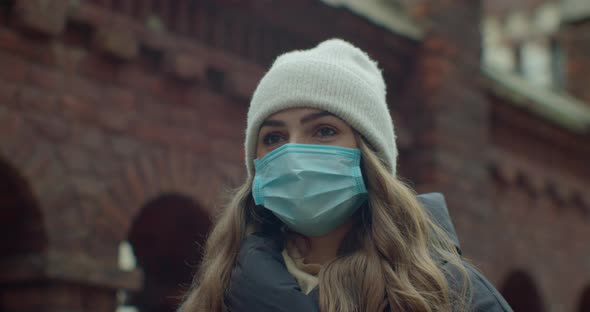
[444,261,513,312]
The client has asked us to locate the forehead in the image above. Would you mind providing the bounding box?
[265,107,324,121]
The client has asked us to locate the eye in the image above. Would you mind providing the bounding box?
[262,132,286,146]
[314,126,337,138]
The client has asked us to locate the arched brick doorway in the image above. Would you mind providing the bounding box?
[500,270,545,312]
[122,194,211,312]
[579,286,590,312]
[0,158,47,310]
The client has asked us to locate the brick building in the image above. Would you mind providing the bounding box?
[0,0,589,311]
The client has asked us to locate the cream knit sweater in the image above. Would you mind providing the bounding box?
[281,243,321,295]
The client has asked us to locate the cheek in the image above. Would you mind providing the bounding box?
[339,131,359,149]
[255,144,267,160]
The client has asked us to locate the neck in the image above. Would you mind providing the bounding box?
[293,221,353,265]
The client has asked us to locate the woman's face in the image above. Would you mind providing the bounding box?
[256,107,358,159]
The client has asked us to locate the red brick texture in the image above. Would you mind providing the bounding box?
[0,0,589,311]
[561,21,590,106]
[400,0,496,262]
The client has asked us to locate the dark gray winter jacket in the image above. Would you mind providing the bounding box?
[225,193,513,311]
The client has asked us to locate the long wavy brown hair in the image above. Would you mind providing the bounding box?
[178,138,471,312]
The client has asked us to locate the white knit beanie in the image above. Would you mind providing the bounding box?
[245,38,397,177]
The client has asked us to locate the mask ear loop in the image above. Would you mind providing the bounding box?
[249,198,284,235]
[355,133,377,232]
[355,132,374,203]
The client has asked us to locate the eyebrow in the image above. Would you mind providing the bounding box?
[260,119,285,128]
[300,111,335,124]
[259,111,336,129]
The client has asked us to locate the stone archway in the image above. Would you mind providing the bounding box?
[100,149,235,312]
[578,285,590,312]
[0,158,47,256]
[500,270,545,312]
[0,158,48,311]
[122,194,211,312]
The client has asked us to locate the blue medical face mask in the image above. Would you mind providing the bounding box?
[253,143,368,237]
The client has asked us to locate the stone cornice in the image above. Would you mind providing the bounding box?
[483,66,590,135]
[490,148,590,214]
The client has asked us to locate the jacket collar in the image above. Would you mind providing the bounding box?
[417,192,462,254]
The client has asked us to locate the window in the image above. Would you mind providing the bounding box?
[117,241,139,312]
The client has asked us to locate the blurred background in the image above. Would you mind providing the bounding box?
[0,0,589,311]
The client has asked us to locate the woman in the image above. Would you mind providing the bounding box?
[179,39,512,312]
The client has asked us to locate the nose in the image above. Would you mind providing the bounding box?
[287,132,307,145]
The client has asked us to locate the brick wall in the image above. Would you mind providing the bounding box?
[489,97,590,312]
[0,0,415,311]
[1,0,589,311]
[400,0,496,264]
[400,1,590,311]
[560,20,590,105]
[0,0,258,310]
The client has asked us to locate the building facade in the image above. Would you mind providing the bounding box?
[0,0,589,311]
